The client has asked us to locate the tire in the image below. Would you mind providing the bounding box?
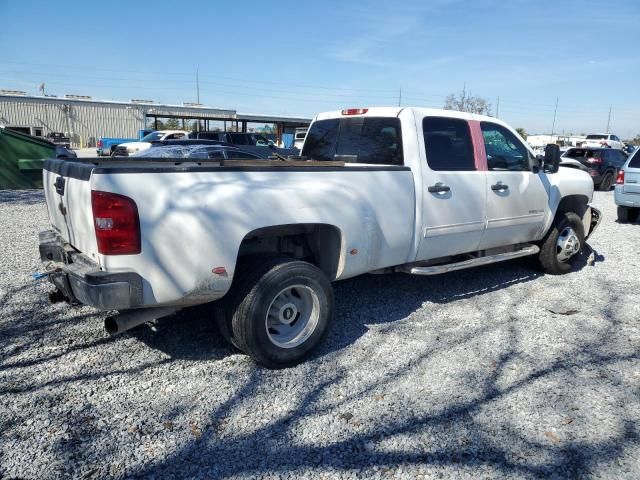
[537,211,585,275]
[217,256,334,368]
[618,206,630,223]
[598,173,613,191]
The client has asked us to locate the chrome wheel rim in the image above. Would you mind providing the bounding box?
[556,226,581,262]
[265,285,320,349]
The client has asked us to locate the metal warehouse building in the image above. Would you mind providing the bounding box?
[0,92,311,147]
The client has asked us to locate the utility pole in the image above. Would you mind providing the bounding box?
[196,68,200,104]
[606,105,612,133]
[398,87,402,107]
[496,96,500,117]
[551,97,559,141]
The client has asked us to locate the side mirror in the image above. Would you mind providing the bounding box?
[543,143,561,173]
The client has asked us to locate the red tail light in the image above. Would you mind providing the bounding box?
[341,108,369,115]
[616,170,625,184]
[97,139,103,148]
[587,156,603,164]
[600,141,609,147]
[91,191,140,255]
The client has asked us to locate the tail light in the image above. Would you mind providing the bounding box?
[341,108,369,115]
[587,156,603,164]
[91,191,140,255]
[97,139,103,148]
[616,170,625,184]
[600,141,609,147]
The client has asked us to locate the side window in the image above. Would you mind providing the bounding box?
[422,117,475,171]
[611,135,619,141]
[629,150,640,168]
[480,122,531,171]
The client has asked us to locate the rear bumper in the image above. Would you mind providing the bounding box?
[39,230,143,310]
[614,186,640,208]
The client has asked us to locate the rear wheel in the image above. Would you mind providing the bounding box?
[618,206,639,223]
[216,257,334,368]
[537,212,585,275]
[598,173,613,191]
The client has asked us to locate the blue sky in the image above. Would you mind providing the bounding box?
[0,0,638,137]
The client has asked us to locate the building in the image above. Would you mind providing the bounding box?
[527,134,587,149]
[0,92,311,147]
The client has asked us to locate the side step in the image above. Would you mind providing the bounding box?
[403,244,540,276]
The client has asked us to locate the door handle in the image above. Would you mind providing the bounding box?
[428,183,451,193]
[491,182,509,192]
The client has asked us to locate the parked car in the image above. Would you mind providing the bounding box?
[55,145,77,159]
[130,143,264,160]
[112,139,231,156]
[189,131,299,158]
[116,130,189,156]
[294,127,307,150]
[583,133,625,150]
[561,147,628,190]
[97,129,155,156]
[45,132,71,149]
[38,107,600,368]
[615,148,640,222]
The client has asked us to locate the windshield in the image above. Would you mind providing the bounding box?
[586,134,607,140]
[140,132,165,142]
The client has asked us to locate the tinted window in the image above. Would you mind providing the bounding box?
[302,117,403,165]
[565,148,600,160]
[612,135,620,141]
[422,117,475,171]
[586,134,607,140]
[629,149,640,168]
[226,150,260,159]
[481,122,531,171]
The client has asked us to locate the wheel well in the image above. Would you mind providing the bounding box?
[237,224,342,279]
[556,194,589,218]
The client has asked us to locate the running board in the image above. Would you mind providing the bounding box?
[403,244,540,276]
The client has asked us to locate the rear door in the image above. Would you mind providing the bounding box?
[479,121,548,249]
[624,150,640,194]
[416,116,487,260]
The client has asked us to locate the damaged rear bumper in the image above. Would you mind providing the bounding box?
[39,230,143,310]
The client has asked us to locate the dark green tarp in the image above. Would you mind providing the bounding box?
[0,126,56,189]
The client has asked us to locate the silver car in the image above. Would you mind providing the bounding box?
[615,148,640,222]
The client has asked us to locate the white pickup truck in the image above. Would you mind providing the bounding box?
[39,107,601,368]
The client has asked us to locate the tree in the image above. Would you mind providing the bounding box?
[515,128,527,140]
[443,87,492,116]
[164,118,180,130]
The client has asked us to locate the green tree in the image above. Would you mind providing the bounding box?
[515,128,527,140]
[164,118,180,130]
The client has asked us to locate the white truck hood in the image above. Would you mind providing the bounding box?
[119,141,152,154]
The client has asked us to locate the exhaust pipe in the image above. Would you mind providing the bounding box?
[105,307,177,335]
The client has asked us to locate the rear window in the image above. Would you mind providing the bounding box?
[629,149,640,168]
[586,134,607,140]
[565,148,602,160]
[301,117,403,165]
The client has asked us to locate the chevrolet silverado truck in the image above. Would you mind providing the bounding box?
[38,107,601,368]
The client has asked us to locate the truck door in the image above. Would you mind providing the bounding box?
[416,116,487,260]
[478,121,548,249]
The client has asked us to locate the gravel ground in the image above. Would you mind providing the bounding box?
[1,189,639,479]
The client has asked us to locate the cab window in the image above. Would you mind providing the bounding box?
[480,122,532,171]
[422,117,475,171]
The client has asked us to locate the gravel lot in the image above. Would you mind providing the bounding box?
[1,190,639,479]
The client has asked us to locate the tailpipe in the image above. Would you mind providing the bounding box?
[105,307,177,335]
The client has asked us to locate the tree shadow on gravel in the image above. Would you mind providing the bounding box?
[0,189,44,205]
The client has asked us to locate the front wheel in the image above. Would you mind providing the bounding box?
[217,257,334,368]
[537,212,585,275]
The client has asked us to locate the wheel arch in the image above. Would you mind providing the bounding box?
[236,223,344,280]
